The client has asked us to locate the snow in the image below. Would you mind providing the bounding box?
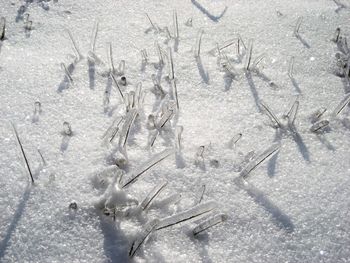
[1,0,350,262]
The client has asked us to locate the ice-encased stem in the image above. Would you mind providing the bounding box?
[260,100,282,128]
[11,123,34,183]
[173,10,179,39]
[140,181,168,211]
[118,108,138,149]
[240,143,280,179]
[194,29,204,57]
[288,56,295,78]
[122,148,175,188]
[294,17,303,37]
[193,213,228,236]
[332,93,350,117]
[66,29,82,60]
[156,201,216,230]
[110,73,126,104]
[287,99,299,127]
[107,42,115,73]
[244,40,253,70]
[0,17,5,41]
[129,219,159,258]
[310,120,329,133]
[167,47,175,80]
[90,20,99,52]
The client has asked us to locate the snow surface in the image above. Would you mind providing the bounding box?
[1,0,350,262]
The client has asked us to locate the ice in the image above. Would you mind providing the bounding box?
[1,0,350,262]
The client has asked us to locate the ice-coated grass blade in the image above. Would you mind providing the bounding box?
[11,123,34,183]
[288,56,295,78]
[175,125,183,150]
[259,100,282,128]
[90,20,99,52]
[37,149,46,166]
[286,99,299,127]
[107,42,115,73]
[140,181,168,211]
[111,73,126,104]
[109,117,125,143]
[61,63,73,83]
[145,13,156,30]
[244,40,253,70]
[155,41,164,65]
[122,148,175,188]
[193,213,228,236]
[194,29,204,58]
[310,107,327,122]
[310,120,329,133]
[118,108,138,149]
[101,116,124,140]
[332,93,350,117]
[230,133,242,148]
[333,27,341,43]
[156,201,216,230]
[240,143,280,179]
[173,10,179,39]
[0,17,6,41]
[129,219,159,258]
[252,53,266,70]
[209,39,235,55]
[66,29,82,60]
[294,17,303,37]
[167,47,175,80]
[198,184,206,204]
[171,79,179,110]
[156,102,175,128]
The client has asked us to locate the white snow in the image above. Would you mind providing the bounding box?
[1,0,350,262]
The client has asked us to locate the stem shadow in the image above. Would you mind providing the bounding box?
[191,0,227,22]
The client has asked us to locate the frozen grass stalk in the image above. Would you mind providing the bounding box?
[331,93,350,117]
[198,184,206,204]
[230,133,242,148]
[286,99,299,127]
[333,27,341,43]
[11,123,34,183]
[66,29,82,60]
[111,73,126,104]
[167,47,175,80]
[141,49,148,62]
[175,126,183,150]
[118,108,138,149]
[171,79,179,110]
[194,29,204,57]
[139,181,168,211]
[156,201,216,230]
[288,56,295,78]
[173,10,179,39]
[90,20,99,52]
[122,148,175,188]
[61,63,73,83]
[259,100,282,128]
[244,40,253,71]
[155,42,164,65]
[145,13,156,30]
[193,213,228,236]
[310,120,329,133]
[0,17,6,41]
[240,143,280,179]
[129,219,159,258]
[107,43,115,73]
[294,17,303,37]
